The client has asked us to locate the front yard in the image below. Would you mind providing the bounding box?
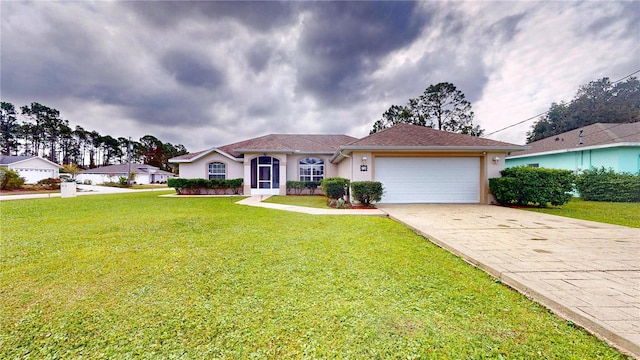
[525,197,640,228]
[0,192,629,358]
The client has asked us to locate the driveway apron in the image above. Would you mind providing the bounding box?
[378,204,640,358]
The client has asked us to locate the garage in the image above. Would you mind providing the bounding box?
[375,157,480,203]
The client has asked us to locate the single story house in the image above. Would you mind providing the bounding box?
[0,155,60,184]
[76,163,176,185]
[170,124,525,203]
[506,122,640,174]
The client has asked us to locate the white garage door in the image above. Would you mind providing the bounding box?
[375,157,480,203]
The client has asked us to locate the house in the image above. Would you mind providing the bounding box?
[506,122,640,174]
[0,155,60,184]
[76,163,176,185]
[170,124,525,203]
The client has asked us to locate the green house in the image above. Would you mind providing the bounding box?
[506,122,640,174]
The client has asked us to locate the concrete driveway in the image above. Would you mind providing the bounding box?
[378,204,640,358]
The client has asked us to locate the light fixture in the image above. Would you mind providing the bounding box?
[360,156,368,171]
[492,156,500,164]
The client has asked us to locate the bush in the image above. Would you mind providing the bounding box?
[321,177,350,200]
[168,178,244,195]
[489,166,574,207]
[286,181,305,195]
[0,168,25,190]
[118,176,129,186]
[351,181,384,206]
[37,177,61,190]
[575,167,640,202]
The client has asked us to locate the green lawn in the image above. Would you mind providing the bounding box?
[526,198,640,228]
[0,192,628,358]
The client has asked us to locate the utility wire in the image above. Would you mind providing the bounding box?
[485,69,640,137]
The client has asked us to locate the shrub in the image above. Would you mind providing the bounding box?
[118,176,129,186]
[0,168,25,190]
[226,178,243,194]
[286,181,305,195]
[304,181,321,195]
[575,167,640,202]
[489,166,574,207]
[168,178,243,195]
[37,177,61,190]
[321,177,350,200]
[351,181,383,206]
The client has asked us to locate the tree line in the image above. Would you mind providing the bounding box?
[0,101,188,171]
[527,77,640,143]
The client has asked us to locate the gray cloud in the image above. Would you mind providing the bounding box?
[125,1,296,31]
[295,2,430,105]
[161,50,226,89]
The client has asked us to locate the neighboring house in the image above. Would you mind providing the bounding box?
[170,124,525,203]
[506,122,640,174]
[76,164,176,185]
[0,155,60,184]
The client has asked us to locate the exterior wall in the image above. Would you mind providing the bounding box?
[178,153,243,179]
[506,146,640,174]
[351,151,374,182]
[8,158,60,184]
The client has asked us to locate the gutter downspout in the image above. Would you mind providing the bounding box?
[339,150,352,203]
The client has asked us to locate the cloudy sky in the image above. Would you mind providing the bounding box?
[1,1,638,152]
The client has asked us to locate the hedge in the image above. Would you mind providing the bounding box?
[168,178,243,195]
[489,166,574,207]
[575,167,640,202]
[351,181,384,206]
[286,181,322,195]
[321,177,350,200]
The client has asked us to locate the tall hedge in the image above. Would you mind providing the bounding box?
[321,177,350,200]
[575,167,640,202]
[489,166,574,207]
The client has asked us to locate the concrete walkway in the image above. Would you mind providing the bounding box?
[236,195,387,216]
[378,204,640,358]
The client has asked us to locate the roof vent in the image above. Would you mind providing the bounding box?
[579,130,584,145]
[555,137,560,141]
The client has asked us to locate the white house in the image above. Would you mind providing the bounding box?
[0,155,60,184]
[76,163,176,185]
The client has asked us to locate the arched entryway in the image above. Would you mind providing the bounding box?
[250,156,280,195]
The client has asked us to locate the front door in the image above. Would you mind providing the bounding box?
[251,156,280,195]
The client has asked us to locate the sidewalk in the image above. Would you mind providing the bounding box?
[236,195,387,216]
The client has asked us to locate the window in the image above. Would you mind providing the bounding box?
[299,157,324,182]
[208,162,226,179]
[527,163,539,168]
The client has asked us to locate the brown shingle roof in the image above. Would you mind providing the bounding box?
[509,122,640,157]
[169,149,209,161]
[219,134,358,157]
[347,123,521,148]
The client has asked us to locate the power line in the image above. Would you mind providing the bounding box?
[485,69,640,137]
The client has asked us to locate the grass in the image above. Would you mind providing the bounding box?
[0,192,629,358]
[263,195,329,208]
[526,198,640,228]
